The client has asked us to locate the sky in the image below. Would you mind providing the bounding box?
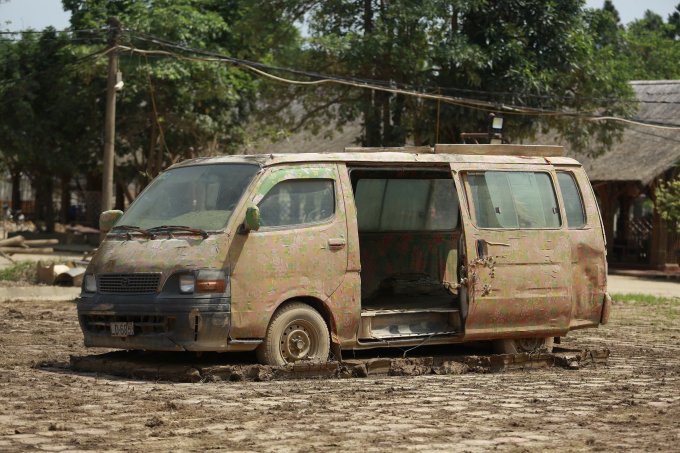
[0,0,679,33]
[584,0,679,24]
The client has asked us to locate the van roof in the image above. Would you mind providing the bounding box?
[169,145,582,171]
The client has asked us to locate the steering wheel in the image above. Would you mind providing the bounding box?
[303,207,323,223]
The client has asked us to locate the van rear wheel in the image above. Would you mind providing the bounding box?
[256,302,330,366]
[493,337,554,354]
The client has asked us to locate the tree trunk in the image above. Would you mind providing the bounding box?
[33,178,43,225]
[361,0,379,147]
[392,93,405,145]
[155,138,164,176]
[364,0,373,34]
[381,91,391,146]
[145,119,157,186]
[10,170,21,211]
[115,180,125,211]
[60,174,71,224]
[44,178,55,233]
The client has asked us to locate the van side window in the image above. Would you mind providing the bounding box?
[556,172,586,228]
[257,179,335,227]
[355,179,459,231]
[467,171,561,229]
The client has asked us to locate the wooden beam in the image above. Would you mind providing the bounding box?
[344,146,434,154]
[434,144,562,157]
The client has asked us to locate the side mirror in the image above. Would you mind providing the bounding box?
[244,206,261,232]
[99,210,124,233]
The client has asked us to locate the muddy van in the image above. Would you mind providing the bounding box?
[78,144,611,365]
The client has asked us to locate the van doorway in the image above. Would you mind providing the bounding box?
[348,166,463,343]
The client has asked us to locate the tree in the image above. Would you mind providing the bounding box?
[668,4,680,39]
[589,3,680,81]
[655,180,680,230]
[254,0,635,155]
[0,29,107,231]
[61,0,304,192]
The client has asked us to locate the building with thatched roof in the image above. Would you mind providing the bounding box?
[258,80,680,270]
[539,80,680,270]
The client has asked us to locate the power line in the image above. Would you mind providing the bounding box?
[116,37,680,131]
[123,29,680,107]
[0,37,107,42]
[0,28,108,35]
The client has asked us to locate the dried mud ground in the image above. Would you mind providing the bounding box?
[1,299,680,453]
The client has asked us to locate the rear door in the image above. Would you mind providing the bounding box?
[553,166,607,327]
[454,163,572,340]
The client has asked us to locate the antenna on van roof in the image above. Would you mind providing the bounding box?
[460,113,505,145]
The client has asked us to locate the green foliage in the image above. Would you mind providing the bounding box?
[654,180,680,230]
[589,2,680,81]
[254,0,636,155]
[0,29,107,230]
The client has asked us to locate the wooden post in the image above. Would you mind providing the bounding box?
[101,17,122,214]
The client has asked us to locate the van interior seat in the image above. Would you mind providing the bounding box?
[359,231,460,310]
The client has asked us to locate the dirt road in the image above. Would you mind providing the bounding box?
[607,274,680,298]
[1,297,679,452]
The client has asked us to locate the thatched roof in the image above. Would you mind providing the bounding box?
[257,81,680,186]
[535,80,680,185]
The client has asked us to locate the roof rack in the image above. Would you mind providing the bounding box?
[434,144,562,157]
[344,146,433,154]
[343,144,563,157]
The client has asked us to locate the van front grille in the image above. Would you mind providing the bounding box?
[98,273,161,294]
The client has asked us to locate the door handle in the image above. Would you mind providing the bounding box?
[477,239,511,258]
[480,239,511,247]
[328,238,346,250]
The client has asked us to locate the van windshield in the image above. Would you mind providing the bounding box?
[115,164,260,231]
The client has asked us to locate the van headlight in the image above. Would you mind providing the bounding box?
[179,274,196,294]
[84,274,97,293]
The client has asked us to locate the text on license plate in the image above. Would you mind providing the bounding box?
[110,322,134,337]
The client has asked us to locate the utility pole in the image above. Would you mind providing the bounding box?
[101,17,122,214]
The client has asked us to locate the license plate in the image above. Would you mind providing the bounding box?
[110,322,134,337]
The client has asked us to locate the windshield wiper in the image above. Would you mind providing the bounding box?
[111,225,157,239]
[147,225,209,239]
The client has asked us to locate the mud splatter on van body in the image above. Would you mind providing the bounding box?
[78,145,610,365]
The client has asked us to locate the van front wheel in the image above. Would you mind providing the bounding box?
[256,302,330,366]
[493,336,554,354]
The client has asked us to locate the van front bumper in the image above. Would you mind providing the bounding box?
[77,294,232,352]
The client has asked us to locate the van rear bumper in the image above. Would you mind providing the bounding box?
[77,295,232,352]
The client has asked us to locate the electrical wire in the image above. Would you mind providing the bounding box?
[0,28,108,35]
[116,43,680,131]
[0,37,107,42]
[124,29,680,107]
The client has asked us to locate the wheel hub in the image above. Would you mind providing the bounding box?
[281,323,314,361]
[517,337,540,352]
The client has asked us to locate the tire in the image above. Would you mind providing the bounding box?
[256,302,330,366]
[493,336,554,354]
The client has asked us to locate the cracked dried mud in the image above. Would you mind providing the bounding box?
[1,297,679,452]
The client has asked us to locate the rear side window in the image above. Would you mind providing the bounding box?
[258,179,335,227]
[467,171,561,229]
[556,172,586,228]
[355,179,459,231]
